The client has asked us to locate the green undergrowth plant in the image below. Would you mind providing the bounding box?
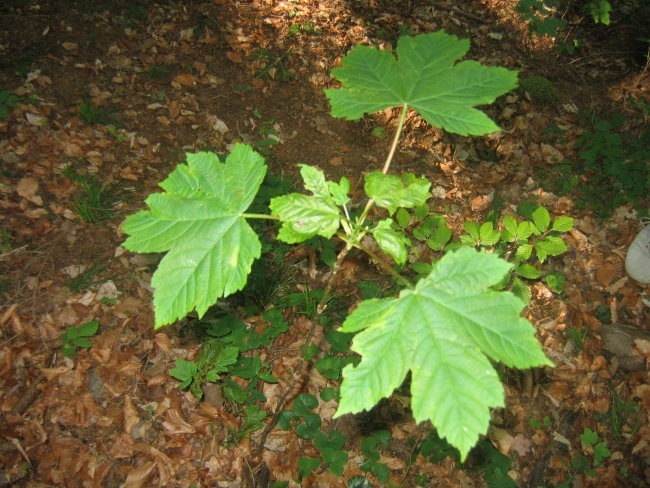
[573,114,649,218]
[278,393,349,479]
[0,90,21,119]
[123,31,557,460]
[78,100,118,125]
[399,203,572,302]
[173,309,287,402]
[516,0,567,37]
[558,427,612,486]
[61,320,100,358]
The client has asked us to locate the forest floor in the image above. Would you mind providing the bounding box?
[0,0,649,487]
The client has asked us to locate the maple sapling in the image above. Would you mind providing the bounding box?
[123,30,556,460]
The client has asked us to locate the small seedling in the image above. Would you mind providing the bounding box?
[566,327,587,351]
[360,430,392,483]
[78,100,117,125]
[601,389,640,439]
[516,0,567,37]
[146,64,171,79]
[469,439,516,488]
[528,415,552,430]
[106,125,128,142]
[0,91,20,119]
[371,126,386,139]
[252,117,281,157]
[584,0,612,25]
[61,320,100,358]
[250,49,293,81]
[169,339,239,400]
[226,404,267,444]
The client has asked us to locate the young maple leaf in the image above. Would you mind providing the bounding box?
[335,247,552,461]
[122,144,267,327]
[325,31,518,136]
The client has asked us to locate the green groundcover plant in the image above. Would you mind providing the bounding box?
[122,31,554,460]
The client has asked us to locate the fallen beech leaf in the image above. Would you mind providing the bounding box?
[25,112,48,127]
[594,262,621,286]
[162,408,196,434]
[16,177,43,205]
[490,427,513,454]
[122,461,156,488]
[226,51,243,63]
[124,395,140,435]
[470,192,493,211]
[329,156,343,166]
[510,434,532,456]
[173,73,196,87]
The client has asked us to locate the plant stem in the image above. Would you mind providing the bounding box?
[381,103,409,175]
[356,104,409,229]
[242,213,280,220]
[355,243,414,289]
[317,243,353,315]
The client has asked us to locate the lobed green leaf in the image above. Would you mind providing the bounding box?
[122,144,267,327]
[325,31,518,136]
[336,247,552,460]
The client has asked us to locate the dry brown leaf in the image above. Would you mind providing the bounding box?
[16,177,43,205]
[162,408,196,434]
[61,41,78,51]
[124,395,140,435]
[173,73,196,87]
[470,192,493,212]
[122,461,156,488]
[226,51,244,63]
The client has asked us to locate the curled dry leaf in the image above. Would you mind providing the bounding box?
[61,41,78,51]
[122,461,156,488]
[16,178,43,205]
[470,192,493,211]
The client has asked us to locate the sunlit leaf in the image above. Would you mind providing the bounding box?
[325,31,518,136]
[336,247,552,460]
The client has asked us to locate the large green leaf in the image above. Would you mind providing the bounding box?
[122,144,266,327]
[325,31,518,136]
[335,247,552,460]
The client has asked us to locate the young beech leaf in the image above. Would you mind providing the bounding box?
[371,219,411,265]
[270,165,341,243]
[122,144,266,327]
[364,172,430,215]
[335,247,552,461]
[325,31,518,136]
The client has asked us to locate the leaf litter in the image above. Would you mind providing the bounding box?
[0,0,648,487]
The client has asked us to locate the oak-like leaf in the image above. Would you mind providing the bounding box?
[325,31,518,136]
[122,144,266,327]
[335,247,552,460]
[270,165,341,243]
